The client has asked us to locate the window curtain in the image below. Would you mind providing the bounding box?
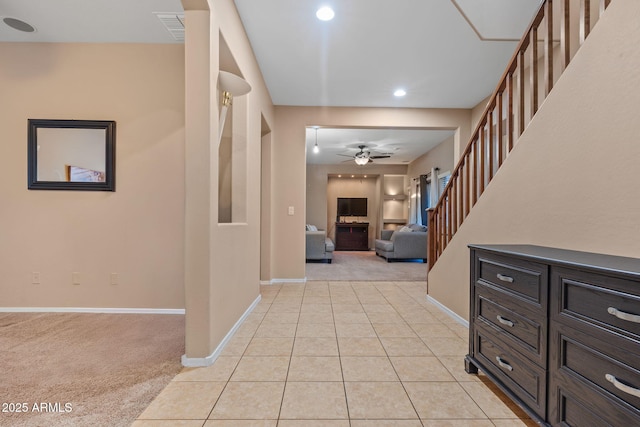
[419,174,430,225]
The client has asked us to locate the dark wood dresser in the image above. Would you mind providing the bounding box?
[467,245,640,426]
[334,222,369,251]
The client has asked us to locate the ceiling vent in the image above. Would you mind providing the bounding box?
[155,13,184,42]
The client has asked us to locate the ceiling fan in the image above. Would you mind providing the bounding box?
[338,145,391,165]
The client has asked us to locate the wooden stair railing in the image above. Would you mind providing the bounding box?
[427,0,613,270]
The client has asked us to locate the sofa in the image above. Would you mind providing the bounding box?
[375,224,427,262]
[305,229,335,263]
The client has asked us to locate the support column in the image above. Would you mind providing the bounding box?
[183,0,214,360]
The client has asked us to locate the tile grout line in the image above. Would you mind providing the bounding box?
[364,282,426,426]
[332,282,352,425]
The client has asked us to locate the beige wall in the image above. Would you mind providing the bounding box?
[0,42,185,309]
[427,0,640,319]
[407,136,455,180]
[274,106,470,280]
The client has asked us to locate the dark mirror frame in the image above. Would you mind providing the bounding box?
[27,119,116,191]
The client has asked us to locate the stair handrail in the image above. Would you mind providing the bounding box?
[427,0,612,269]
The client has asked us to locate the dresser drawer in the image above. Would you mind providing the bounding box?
[476,252,547,305]
[551,323,640,415]
[474,328,546,418]
[475,285,545,366]
[550,385,640,427]
[552,267,640,340]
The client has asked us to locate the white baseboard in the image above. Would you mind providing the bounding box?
[426,295,469,328]
[0,307,185,314]
[260,278,307,285]
[181,294,262,367]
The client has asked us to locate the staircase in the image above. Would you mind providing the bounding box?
[427,0,613,270]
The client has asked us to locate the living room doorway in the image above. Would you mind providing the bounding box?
[304,126,454,282]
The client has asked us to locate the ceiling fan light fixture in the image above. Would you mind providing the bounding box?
[354,157,369,166]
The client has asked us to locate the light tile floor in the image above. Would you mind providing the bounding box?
[133,281,537,427]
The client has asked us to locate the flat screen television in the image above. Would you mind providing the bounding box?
[337,197,367,217]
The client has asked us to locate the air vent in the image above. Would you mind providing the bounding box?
[155,13,184,42]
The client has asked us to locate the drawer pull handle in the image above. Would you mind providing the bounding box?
[607,307,640,324]
[496,315,514,327]
[496,273,514,283]
[495,356,513,371]
[605,374,640,398]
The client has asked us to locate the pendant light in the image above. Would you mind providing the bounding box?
[313,127,320,154]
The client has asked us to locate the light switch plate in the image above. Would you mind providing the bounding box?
[288,206,295,215]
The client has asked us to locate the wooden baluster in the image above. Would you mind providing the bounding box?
[545,0,554,95]
[580,0,591,44]
[452,176,457,234]
[460,162,465,221]
[488,110,494,181]
[459,162,464,221]
[530,26,539,116]
[472,138,478,206]
[560,0,571,70]
[427,208,436,269]
[439,205,444,255]
[464,153,470,218]
[517,51,525,136]
[600,0,611,16]
[479,126,486,195]
[506,73,514,152]
[445,190,451,249]
[497,93,504,167]
[448,187,453,244]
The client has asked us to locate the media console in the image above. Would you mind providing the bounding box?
[334,222,369,251]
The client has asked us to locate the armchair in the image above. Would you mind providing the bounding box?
[305,230,335,263]
[375,224,427,262]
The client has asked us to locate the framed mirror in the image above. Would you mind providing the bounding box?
[27,119,116,191]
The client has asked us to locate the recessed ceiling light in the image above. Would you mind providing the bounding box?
[351,175,355,178]
[394,89,407,97]
[338,175,342,178]
[3,17,36,33]
[316,6,335,21]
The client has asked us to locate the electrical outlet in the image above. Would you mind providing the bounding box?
[32,272,40,284]
[72,272,81,285]
[110,273,119,285]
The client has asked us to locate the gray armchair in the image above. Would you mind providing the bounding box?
[375,224,427,262]
[306,230,335,263]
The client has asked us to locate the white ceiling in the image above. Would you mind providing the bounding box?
[0,0,184,43]
[234,0,542,109]
[0,0,542,165]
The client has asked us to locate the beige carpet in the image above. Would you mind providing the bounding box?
[0,312,184,427]
[305,250,428,281]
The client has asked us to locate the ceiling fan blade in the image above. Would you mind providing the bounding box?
[336,154,354,158]
[370,155,391,159]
